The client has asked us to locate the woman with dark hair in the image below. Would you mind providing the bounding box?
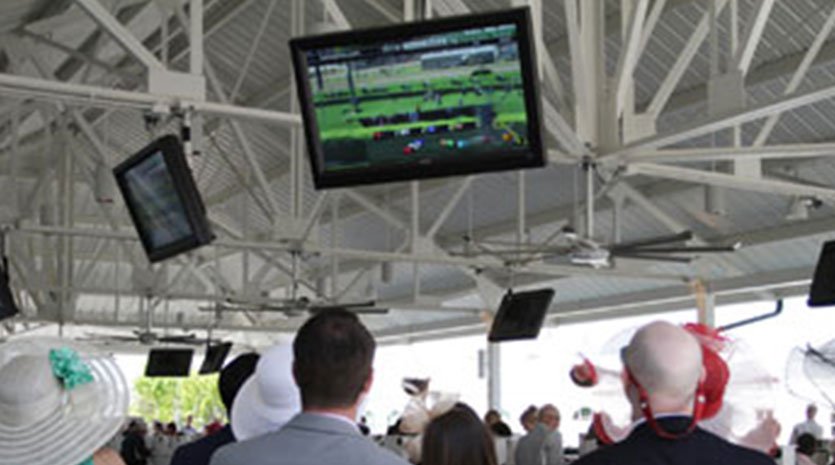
[796,433,817,465]
[422,403,498,465]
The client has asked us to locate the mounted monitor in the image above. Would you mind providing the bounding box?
[0,266,19,321]
[808,240,835,307]
[145,348,194,377]
[113,135,215,263]
[290,7,544,189]
[488,288,555,342]
[199,342,233,375]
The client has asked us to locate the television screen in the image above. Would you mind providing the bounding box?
[199,342,233,375]
[0,267,19,321]
[290,7,544,189]
[488,288,554,342]
[113,135,214,263]
[145,348,194,377]
[808,241,835,307]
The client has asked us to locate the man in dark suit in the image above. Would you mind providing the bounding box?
[211,309,408,465]
[574,321,773,465]
[169,352,259,465]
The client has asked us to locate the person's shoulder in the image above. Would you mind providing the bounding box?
[363,444,411,465]
[701,431,774,465]
[571,445,618,465]
[209,434,277,465]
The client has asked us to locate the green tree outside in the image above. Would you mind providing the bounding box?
[131,374,226,426]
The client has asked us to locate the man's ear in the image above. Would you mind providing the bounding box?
[362,367,374,394]
[292,359,300,385]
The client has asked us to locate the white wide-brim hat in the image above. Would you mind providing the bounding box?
[231,344,301,441]
[0,337,129,465]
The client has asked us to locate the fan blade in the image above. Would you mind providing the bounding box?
[613,252,693,263]
[610,231,693,252]
[614,244,740,254]
[339,300,377,309]
[309,303,389,314]
[158,334,197,342]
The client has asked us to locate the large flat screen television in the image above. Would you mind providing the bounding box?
[290,7,544,189]
[0,266,19,321]
[488,288,554,342]
[808,240,835,307]
[113,135,214,263]
[145,348,194,377]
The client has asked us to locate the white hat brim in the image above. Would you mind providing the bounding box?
[231,375,299,442]
[0,337,129,465]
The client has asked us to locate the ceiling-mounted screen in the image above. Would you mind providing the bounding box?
[488,288,555,342]
[145,348,194,377]
[199,342,233,375]
[0,267,19,322]
[808,241,835,307]
[290,7,544,189]
[113,135,214,263]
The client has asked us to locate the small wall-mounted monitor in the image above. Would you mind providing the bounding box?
[199,342,233,375]
[488,288,555,342]
[0,267,19,321]
[113,135,215,263]
[808,241,835,307]
[290,7,544,189]
[145,348,194,377]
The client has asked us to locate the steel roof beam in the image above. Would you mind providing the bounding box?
[733,0,775,76]
[606,80,835,157]
[613,143,835,164]
[74,0,166,70]
[624,163,835,201]
[646,0,727,118]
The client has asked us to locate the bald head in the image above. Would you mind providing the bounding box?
[623,321,703,414]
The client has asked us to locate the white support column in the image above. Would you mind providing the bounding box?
[487,342,501,410]
[564,0,589,142]
[696,283,716,327]
[411,181,421,299]
[189,0,204,75]
[517,171,526,244]
[580,0,603,148]
[288,0,305,224]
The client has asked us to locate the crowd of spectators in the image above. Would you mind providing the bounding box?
[3,310,834,465]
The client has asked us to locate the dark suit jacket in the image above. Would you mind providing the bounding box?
[573,417,774,465]
[170,425,235,465]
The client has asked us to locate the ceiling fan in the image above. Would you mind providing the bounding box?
[79,329,210,346]
[207,296,390,318]
[79,296,220,347]
[457,163,741,269]
[207,249,392,318]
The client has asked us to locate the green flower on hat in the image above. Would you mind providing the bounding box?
[48,347,94,390]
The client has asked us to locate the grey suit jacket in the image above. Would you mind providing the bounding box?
[210,413,409,465]
[514,424,564,465]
